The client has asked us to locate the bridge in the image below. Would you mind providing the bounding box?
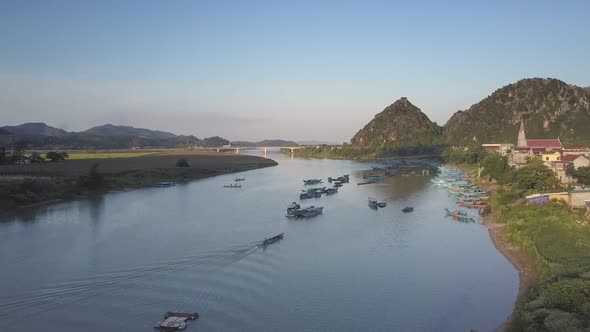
[202,146,305,156]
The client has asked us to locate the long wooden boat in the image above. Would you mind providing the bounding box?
[263,233,284,246]
[458,202,488,209]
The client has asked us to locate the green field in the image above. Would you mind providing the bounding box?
[65,151,162,160]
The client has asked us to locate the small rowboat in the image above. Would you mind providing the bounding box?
[458,202,488,209]
[444,208,475,221]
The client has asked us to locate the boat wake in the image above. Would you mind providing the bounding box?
[0,242,260,323]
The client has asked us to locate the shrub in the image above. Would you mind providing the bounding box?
[176,159,190,167]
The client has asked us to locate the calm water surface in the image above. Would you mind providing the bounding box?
[0,150,518,331]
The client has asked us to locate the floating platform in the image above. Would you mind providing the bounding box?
[155,312,199,331]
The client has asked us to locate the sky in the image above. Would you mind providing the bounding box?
[1,0,589,142]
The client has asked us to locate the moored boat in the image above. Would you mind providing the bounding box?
[156,181,176,187]
[295,205,324,217]
[224,184,242,188]
[402,207,414,213]
[325,187,338,195]
[303,179,323,185]
[444,208,475,221]
[234,178,246,182]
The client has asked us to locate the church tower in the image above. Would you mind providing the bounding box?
[517,119,527,148]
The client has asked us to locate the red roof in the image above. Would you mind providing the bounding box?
[563,146,590,151]
[526,139,562,148]
[562,155,583,162]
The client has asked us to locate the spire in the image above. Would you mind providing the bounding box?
[517,119,527,148]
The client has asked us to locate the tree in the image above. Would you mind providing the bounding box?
[176,159,190,167]
[568,166,590,185]
[10,141,25,164]
[30,152,45,163]
[46,151,66,162]
[481,153,511,183]
[511,165,559,192]
[0,147,6,165]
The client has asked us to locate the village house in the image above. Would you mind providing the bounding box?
[481,143,513,156]
[540,151,561,162]
[561,154,590,169]
[546,160,574,184]
[562,146,590,157]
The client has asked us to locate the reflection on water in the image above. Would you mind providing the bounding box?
[0,149,518,332]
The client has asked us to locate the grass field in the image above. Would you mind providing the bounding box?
[0,151,278,209]
[65,151,162,160]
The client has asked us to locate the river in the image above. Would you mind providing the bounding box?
[0,150,518,331]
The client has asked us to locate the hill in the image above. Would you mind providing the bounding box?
[350,97,442,150]
[2,123,69,136]
[444,78,590,145]
[81,124,177,139]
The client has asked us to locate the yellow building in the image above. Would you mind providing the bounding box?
[549,192,570,204]
[540,151,561,162]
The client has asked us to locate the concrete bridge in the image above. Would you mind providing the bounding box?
[204,146,304,156]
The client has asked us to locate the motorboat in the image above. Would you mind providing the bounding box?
[263,233,284,246]
[402,207,414,213]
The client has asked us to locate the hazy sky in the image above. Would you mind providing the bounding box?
[1,1,589,142]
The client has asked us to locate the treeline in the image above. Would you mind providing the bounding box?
[294,141,446,159]
[0,145,69,165]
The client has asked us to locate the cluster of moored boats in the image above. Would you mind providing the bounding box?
[433,166,488,222]
[286,174,351,218]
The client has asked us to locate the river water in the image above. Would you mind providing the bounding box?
[0,150,518,332]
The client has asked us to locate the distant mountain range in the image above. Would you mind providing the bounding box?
[0,123,296,150]
[231,139,299,147]
[81,124,177,139]
[348,78,590,151]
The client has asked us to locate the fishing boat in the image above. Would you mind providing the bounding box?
[377,202,387,208]
[366,175,385,181]
[444,208,475,221]
[333,183,343,187]
[234,178,246,182]
[303,179,323,185]
[458,197,486,205]
[402,207,414,213]
[154,312,199,331]
[294,206,324,217]
[224,184,241,188]
[156,181,176,187]
[325,187,338,195]
[357,180,376,185]
[459,202,488,209]
[263,233,284,246]
[368,197,379,208]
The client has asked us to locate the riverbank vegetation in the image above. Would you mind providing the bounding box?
[291,142,446,159]
[445,148,590,331]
